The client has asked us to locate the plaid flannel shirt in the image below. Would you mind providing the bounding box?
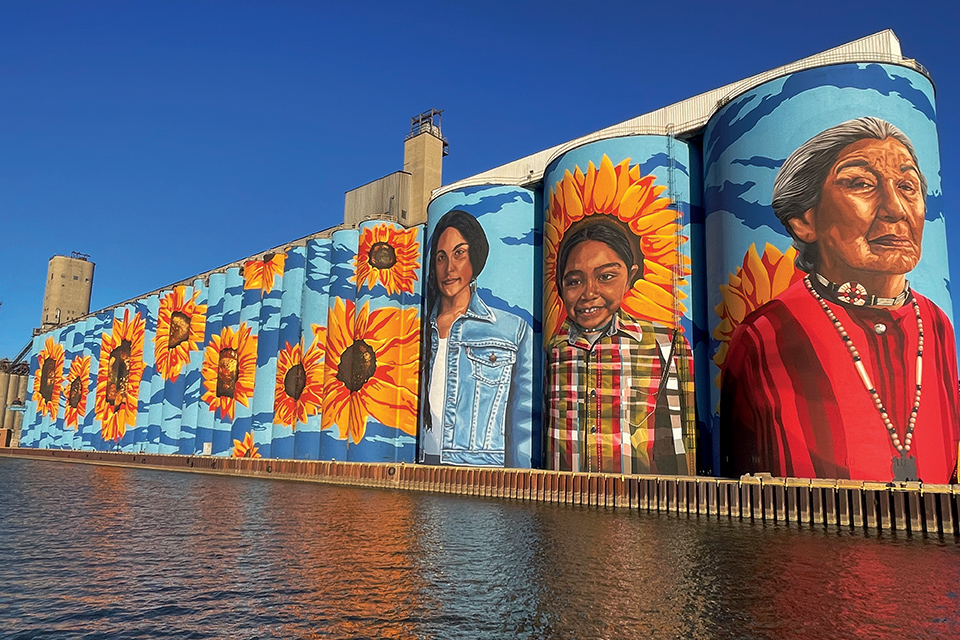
[545,311,695,475]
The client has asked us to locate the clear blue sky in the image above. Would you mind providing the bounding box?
[1,0,958,359]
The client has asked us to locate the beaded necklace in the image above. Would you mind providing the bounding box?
[804,275,923,482]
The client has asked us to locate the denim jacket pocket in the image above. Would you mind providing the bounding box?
[463,341,517,451]
[466,343,517,385]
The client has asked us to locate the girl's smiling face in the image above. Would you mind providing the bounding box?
[560,239,637,330]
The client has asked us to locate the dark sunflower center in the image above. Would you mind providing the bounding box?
[263,252,275,262]
[168,311,191,349]
[216,348,239,398]
[336,340,377,392]
[39,358,58,402]
[68,376,84,408]
[106,340,131,407]
[284,363,307,400]
[368,242,397,269]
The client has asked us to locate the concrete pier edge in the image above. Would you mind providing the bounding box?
[3,447,957,537]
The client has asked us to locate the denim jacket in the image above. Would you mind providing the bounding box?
[422,286,534,467]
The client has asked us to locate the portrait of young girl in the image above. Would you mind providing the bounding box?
[545,219,694,475]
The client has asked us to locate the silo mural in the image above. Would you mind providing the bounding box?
[206,268,247,455]
[175,278,208,455]
[271,244,308,459]
[137,296,161,454]
[68,320,94,451]
[420,185,540,468]
[97,306,147,450]
[63,337,90,438]
[542,136,697,476]
[247,250,286,460]
[32,336,64,425]
[154,286,203,454]
[60,323,85,450]
[34,326,68,449]
[16,54,957,487]
[226,264,265,456]
[20,220,424,464]
[292,238,331,460]
[320,228,358,462]
[76,316,100,450]
[343,220,421,463]
[705,63,959,483]
[195,271,226,455]
[84,312,112,450]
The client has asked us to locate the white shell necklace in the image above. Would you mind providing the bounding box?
[804,275,923,481]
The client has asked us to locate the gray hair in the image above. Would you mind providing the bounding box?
[771,117,927,272]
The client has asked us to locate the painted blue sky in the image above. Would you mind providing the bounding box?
[1,0,959,358]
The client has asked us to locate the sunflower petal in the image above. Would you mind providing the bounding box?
[593,155,617,212]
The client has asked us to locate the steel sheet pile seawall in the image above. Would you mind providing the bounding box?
[3,447,956,537]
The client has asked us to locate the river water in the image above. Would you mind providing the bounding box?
[1,458,958,639]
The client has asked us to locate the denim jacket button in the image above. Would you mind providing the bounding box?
[488,353,497,363]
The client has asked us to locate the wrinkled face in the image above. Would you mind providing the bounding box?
[794,137,925,279]
[434,227,474,301]
[560,239,637,331]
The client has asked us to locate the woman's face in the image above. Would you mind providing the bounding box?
[789,137,925,281]
[560,239,637,330]
[435,227,474,301]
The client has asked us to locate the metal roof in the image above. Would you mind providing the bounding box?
[435,30,924,197]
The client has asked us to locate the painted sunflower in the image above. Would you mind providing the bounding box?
[94,310,146,441]
[353,223,420,295]
[244,251,286,295]
[312,323,326,345]
[232,431,261,458]
[32,337,65,420]
[63,355,91,429]
[273,337,325,428]
[544,154,690,342]
[154,287,207,382]
[322,298,420,444]
[713,243,803,379]
[200,323,258,421]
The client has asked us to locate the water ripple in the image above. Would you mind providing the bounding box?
[2,458,959,639]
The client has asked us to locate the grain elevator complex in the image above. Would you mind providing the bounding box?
[14,31,957,495]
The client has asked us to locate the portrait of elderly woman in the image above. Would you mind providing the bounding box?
[419,209,534,467]
[720,117,960,483]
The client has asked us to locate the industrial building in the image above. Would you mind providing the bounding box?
[40,252,95,331]
[17,31,956,485]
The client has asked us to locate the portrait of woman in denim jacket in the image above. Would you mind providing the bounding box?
[419,209,534,467]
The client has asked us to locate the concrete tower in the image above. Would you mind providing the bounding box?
[41,252,94,330]
[343,109,448,228]
[402,109,448,227]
